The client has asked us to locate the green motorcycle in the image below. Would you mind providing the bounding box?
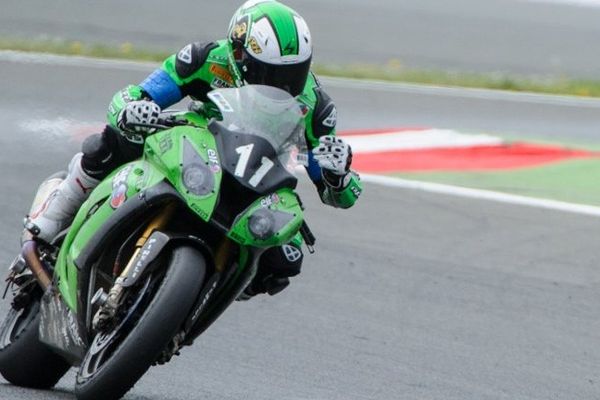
[0,85,315,400]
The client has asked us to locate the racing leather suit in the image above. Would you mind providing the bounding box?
[81,40,363,295]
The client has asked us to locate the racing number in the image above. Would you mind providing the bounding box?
[234,144,275,188]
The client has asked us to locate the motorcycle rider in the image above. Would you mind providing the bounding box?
[25,0,363,298]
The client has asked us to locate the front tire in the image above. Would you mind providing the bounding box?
[0,293,71,388]
[75,246,206,400]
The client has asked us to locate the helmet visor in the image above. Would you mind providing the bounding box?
[239,50,311,97]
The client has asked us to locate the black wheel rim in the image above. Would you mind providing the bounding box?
[79,275,154,380]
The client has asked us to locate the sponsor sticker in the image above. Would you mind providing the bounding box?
[260,193,280,208]
[207,149,221,173]
[110,165,133,209]
[209,64,234,85]
[208,92,234,113]
[232,17,249,42]
[211,78,232,89]
[248,37,263,54]
[159,134,173,155]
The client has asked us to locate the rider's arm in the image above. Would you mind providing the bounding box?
[107,42,218,129]
[303,79,362,209]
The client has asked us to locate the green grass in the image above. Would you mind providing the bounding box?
[2,37,600,98]
[316,62,600,97]
[392,158,600,206]
[0,37,170,62]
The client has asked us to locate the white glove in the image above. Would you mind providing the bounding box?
[118,100,161,134]
[313,136,352,176]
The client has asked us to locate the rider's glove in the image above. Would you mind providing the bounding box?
[313,136,353,188]
[117,100,161,140]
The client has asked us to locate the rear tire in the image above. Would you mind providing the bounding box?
[0,294,71,388]
[75,246,206,400]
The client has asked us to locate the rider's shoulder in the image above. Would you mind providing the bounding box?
[297,72,337,141]
[298,72,333,107]
[174,40,227,79]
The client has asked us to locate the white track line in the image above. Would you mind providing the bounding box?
[3,50,599,217]
[362,174,600,217]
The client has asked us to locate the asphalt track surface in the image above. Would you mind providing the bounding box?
[1,55,600,399]
[3,0,600,78]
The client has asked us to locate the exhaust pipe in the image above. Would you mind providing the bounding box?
[21,241,52,290]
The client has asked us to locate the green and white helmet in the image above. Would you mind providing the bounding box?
[227,0,313,97]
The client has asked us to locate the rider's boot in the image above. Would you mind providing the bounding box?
[25,153,99,243]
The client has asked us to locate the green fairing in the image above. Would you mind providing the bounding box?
[228,188,304,247]
[55,116,227,311]
[55,160,164,310]
[144,125,222,222]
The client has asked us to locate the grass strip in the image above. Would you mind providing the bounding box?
[2,37,600,98]
[392,158,600,206]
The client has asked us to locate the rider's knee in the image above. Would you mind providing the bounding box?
[81,127,118,179]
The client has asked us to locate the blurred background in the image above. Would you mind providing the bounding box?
[3,0,600,77]
[1,1,600,400]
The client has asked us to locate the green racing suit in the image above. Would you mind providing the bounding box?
[107,40,362,209]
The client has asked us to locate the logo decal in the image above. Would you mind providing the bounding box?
[322,107,337,128]
[211,78,232,89]
[282,245,302,263]
[159,134,173,155]
[110,165,133,209]
[207,149,221,173]
[283,41,296,56]
[260,193,280,208]
[177,44,193,64]
[299,104,309,116]
[209,64,234,85]
[248,37,263,54]
[29,190,58,220]
[231,16,249,42]
[208,92,234,113]
[110,184,127,209]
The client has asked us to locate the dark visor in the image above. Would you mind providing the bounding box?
[239,49,311,97]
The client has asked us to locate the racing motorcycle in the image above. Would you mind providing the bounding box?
[0,85,315,400]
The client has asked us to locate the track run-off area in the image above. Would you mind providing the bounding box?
[0,53,600,399]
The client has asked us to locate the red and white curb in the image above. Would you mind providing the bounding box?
[15,117,600,217]
[342,127,503,152]
[339,128,596,173]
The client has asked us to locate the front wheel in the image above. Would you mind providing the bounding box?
[0,287,71,388]
[75,246,206,400]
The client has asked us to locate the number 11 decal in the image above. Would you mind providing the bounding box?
[235,144,275,187]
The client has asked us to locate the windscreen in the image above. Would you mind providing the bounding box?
[207,85,308,173]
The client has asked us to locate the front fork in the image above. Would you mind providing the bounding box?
[92,204,176,330]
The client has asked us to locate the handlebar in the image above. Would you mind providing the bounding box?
[125,116,188,132]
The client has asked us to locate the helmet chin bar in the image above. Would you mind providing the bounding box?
[239,49,312,97]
